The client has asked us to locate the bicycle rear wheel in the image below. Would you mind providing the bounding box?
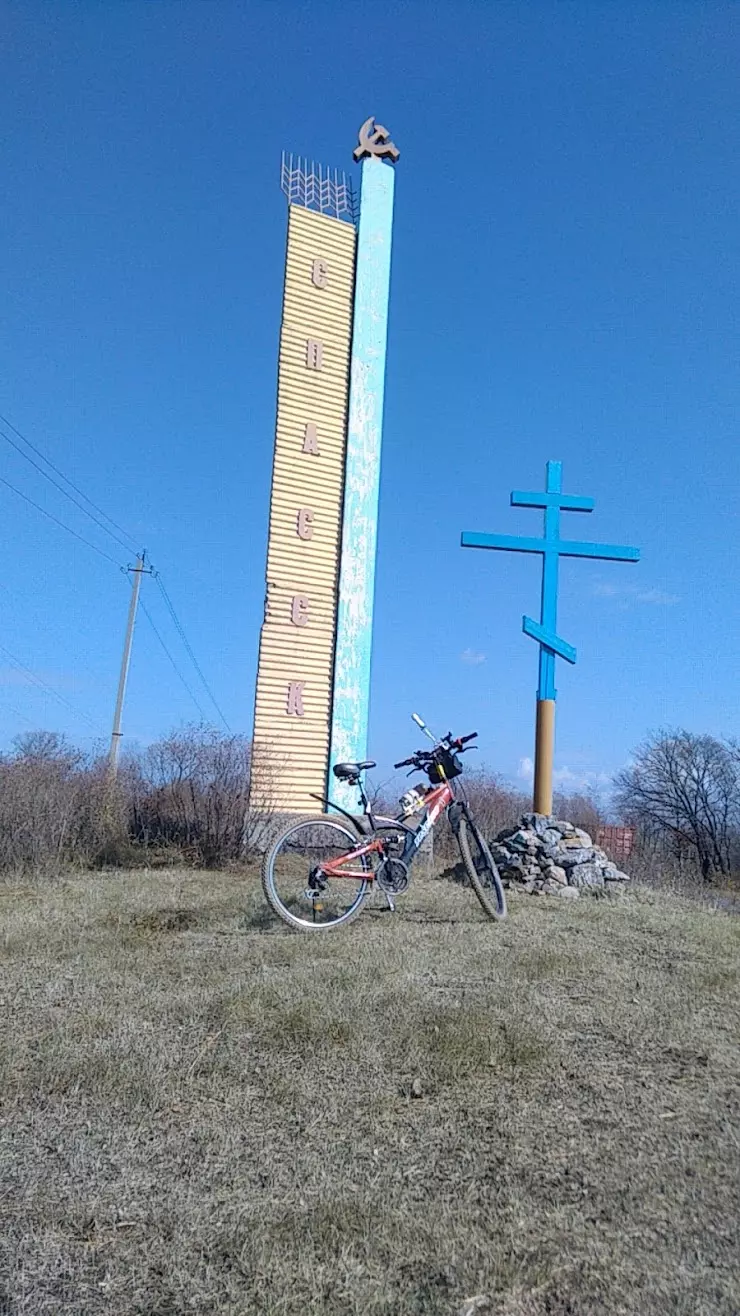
[262,814,372,932]
[458,814,507,921]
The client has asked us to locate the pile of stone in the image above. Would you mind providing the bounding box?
[490,813,630,898]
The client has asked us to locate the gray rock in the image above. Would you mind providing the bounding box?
[605,869,631,882]
[560,847,596,868]
[553,819,575,836]
[502,831,539,852]
[507,829,533,852]
[501,857,525,876]
[561,833,590,850]
[541,843,561,862]
[548,865,568,884]
[521,813,552,836]
[568,862,605,888]
[542,827,562,846]
[540,878,563,895]
[490,843,511,865]
[558,885,580,899]
[574,827,593,847]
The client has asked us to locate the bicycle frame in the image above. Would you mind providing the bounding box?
[317,780,454,882]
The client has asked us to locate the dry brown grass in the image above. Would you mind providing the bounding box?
[1,867,739,1316]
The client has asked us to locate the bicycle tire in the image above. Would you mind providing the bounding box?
[262,813,371,932]
[458,814,508,921]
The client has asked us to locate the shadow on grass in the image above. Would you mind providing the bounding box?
[436,861,470,886]
[130,908,200,933]
[237,905,289,934]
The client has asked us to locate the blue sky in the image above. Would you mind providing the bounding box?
[1,0,738,796]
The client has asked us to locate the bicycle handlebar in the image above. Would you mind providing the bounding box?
[393,731,478,770]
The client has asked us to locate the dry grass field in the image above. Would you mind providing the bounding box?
[1,865,739,1316]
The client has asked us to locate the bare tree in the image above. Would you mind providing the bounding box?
[11,730,83,768]
[614,729,739,881]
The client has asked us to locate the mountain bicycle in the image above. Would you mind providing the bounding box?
[261,713,507,931]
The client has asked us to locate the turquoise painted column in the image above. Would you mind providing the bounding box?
[329,153,396,809]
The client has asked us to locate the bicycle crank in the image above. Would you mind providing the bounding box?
[376,857,409,895]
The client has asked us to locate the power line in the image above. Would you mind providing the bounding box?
[0,699,37,729]
[0,412,231,737]
[139,597,208,721]
[0,641,101,733]
[0,472,122,567]
[0,411,138,555]
[154,574,231,731]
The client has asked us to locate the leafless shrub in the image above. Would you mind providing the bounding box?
[429,770,529,861]
[463,770,529,839]
[129,724,254,867]
[0,733,129,876]
[552,789,605,837]
[0,724,274,876]
[0,738,77,875]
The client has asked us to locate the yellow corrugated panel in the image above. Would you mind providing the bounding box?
[251,204,356,814]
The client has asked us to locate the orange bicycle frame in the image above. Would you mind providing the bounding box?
[320,780,453,881]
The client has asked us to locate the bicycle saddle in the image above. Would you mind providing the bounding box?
[332,760,376,780]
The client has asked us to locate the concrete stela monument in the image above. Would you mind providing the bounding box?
[250,120,398,814]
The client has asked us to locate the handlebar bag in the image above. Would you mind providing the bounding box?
[427,749,463,783]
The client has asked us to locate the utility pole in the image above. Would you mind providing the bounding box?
[109,551,150,774]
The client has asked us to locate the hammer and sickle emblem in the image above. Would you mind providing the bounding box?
[353,116,400,163]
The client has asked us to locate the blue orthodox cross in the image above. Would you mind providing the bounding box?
[461,461,640,702]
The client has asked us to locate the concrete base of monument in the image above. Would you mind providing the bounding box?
[489,813,631,897]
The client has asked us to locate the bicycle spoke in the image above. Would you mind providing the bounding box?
[263,816,372,931]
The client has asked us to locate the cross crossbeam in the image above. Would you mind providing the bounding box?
[511,490,594,512]
[461,531,640,563]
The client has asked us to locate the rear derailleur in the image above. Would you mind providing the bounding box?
[303,867,328,904]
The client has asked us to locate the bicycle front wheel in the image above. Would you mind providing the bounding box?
[458,814,507,921]
[262,814,372,932]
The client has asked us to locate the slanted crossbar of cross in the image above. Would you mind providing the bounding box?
[461,460,640,701]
